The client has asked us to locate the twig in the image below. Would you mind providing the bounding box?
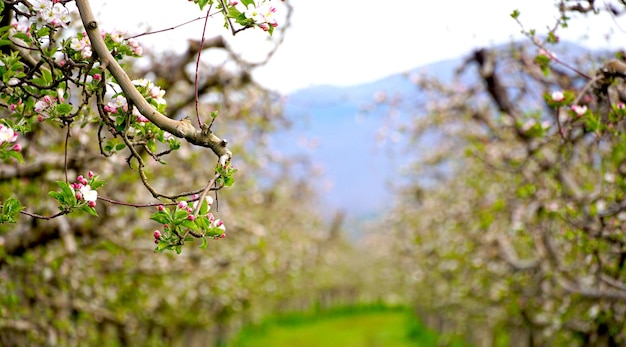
[194,5,213,127]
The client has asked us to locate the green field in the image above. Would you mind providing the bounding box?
[229,307,460,347]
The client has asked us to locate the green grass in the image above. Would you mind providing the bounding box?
[229,307,450,347]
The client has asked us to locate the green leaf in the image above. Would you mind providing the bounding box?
[12,32,31,43]
[90,179,106,190]
[79,204,98,217]
[155,240,169,253]
[196,216,209,229]
[5,150,23,163]
[510,9,520,19]
[150,211,171,224]
[240,0,255,7]
[200,236,208,250]
[41,68,53,85]
[147,139,156,154]
[54,103,73,115]
[181,219,199,230]
[199,199,209,215]
[174,209,189,222]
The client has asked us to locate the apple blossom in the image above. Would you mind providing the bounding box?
[571,105,587,116]
[80,185,98,204]
[551,91,564,102]
[0,125,18,145]
[193,196,214,210]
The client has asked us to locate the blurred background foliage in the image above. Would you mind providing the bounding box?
[3,1,626,347]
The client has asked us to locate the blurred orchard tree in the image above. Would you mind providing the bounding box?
[0,0,383,346]
[376,1,626,346]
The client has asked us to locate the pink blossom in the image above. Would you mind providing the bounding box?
[0,125,18,144]
[551,91,564,102]
[153,230,161,240]
[571,105,588,117]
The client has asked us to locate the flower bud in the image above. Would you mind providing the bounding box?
[153,230,161,240]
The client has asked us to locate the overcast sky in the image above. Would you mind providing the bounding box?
[98,0,626,94]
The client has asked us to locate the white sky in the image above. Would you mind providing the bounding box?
[96,0,626,94]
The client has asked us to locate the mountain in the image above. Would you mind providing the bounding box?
[274,41,598,220]
[272,57,463,218]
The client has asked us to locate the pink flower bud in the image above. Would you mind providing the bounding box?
[177,201,188,209]
[88,170,94,178]
[88,200,96,208]
[12,144,21,152]
[157,205,164,211]
[93,73,101,81]
[10,104,16,111]
[37,115,44,122]
[187,215,195,221]
[153,230,161,239]
[43,95,52,104]
[154,239,159,244]
[77,175,88,185]
[75,192,83,200]
[220,233,226,238]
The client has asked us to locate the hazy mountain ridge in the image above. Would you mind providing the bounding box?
[276,41,598,218]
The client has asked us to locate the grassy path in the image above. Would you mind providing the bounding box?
[229,308,447,347]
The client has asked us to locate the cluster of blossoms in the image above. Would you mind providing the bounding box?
[34,93,63,121]
[70,171,98,208]
[104,79,167,128]
[230,0,278,31]
[152,195,226,245]
[104,79,165,113]
[132,79,166,105]
[30,0,71,29]
[549,90,589,117]
[70,34,92,59]
[176,196,227,236]
[0,124,21,152]
[68,30,142,61]
[107,30,142,56]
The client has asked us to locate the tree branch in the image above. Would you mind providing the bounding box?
[74,0,232,165]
